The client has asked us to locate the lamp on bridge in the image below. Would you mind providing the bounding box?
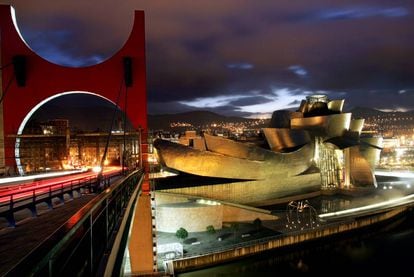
[12,55,27,87]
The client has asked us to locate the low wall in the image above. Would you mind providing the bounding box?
[222,205,277,223]
[171,206,408,273]
[156,202,223,233]
[155,192,278,233]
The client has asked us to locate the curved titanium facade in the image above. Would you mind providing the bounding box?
[327,99,345,113]
[154,138,314,179]
[350,119,365,134]
[154,94,383,204]
[204,133,266,161]
[262,128,310,152]
[360,137,383,169]
[290,113,351,138]
[349,146,376,187]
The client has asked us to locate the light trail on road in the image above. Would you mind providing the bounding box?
[0,166,122,203]
[375,170,414,178]
[319,193,414,219]
[0,169,88,185]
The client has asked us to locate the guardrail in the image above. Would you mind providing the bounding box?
[0,170,121,227]
[4,168,144,277]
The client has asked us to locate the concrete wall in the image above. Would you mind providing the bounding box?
[159,173,321,206]
[156,202,223,233]
[155,192,191,205]
[222,205,277,222]
[155,192,278,233]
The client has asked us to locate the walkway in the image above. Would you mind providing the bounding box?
[0,193,95,275]
[128,193,155,275]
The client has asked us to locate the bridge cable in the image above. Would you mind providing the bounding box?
[122,86,128,175]
[98,77,125,184]
[0,62,13,70]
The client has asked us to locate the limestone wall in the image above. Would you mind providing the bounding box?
[156,202,223,233]
[222,205,277,222]
[155,192,278,232]
[159,173,321,206]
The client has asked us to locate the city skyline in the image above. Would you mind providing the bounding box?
[2,0,414,118]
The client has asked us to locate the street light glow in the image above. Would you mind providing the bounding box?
[319,193,414,219]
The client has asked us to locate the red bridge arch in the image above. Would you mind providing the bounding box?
[0,5,147,174]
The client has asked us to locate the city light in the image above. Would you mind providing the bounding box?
[0,168,87,185]
[92,166,102,173]
[196,199,221,206]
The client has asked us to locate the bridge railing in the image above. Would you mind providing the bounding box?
[0,170,121,227]
[4,168,144,277]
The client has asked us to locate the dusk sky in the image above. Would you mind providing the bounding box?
[3,0,414,118]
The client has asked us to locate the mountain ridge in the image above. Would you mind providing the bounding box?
[149,107,414,130]
[148,110,258,130]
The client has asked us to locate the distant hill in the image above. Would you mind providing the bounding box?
[148,111,258,130]
[349,106,414,119]
[349,107,387,119]
[149,108,414,130]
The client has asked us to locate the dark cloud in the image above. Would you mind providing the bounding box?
[288,65,308,77]
[317,6,410,21]
[226,63,254,70]
[288,99,303,106]
[341,90,414,111]
[3,0,414,116]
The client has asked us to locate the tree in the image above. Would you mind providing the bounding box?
[175,227,188,240]
[253,218,262,230]
[206,225,216,234]
[231,222,239,237]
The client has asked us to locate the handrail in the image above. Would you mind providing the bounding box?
[0,170,122,227]
[4,168,144,277]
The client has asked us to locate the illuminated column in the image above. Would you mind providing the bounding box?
[65,126,70,158]
[315,137,341,190]
[0,53,4,173]
[96,138,100,165]
[343,148,351,188]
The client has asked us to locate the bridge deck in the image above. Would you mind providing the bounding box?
[128,194,155,275]
[0,194,96,275]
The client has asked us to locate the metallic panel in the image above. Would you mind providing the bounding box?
[262,128,310,152]
[154,138,314,180]
[323,136,359,149]
[349,119,364,134]
[349,146,376,187]
[360,137,383,169]
[290,113,351,138]
[327,99,344,113]
[361,137,383,149]
[204,134,266,161]
[269,110,292,128]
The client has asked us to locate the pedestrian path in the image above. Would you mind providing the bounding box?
[0,194,95,275]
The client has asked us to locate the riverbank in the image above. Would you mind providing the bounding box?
[164,203,413,275]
